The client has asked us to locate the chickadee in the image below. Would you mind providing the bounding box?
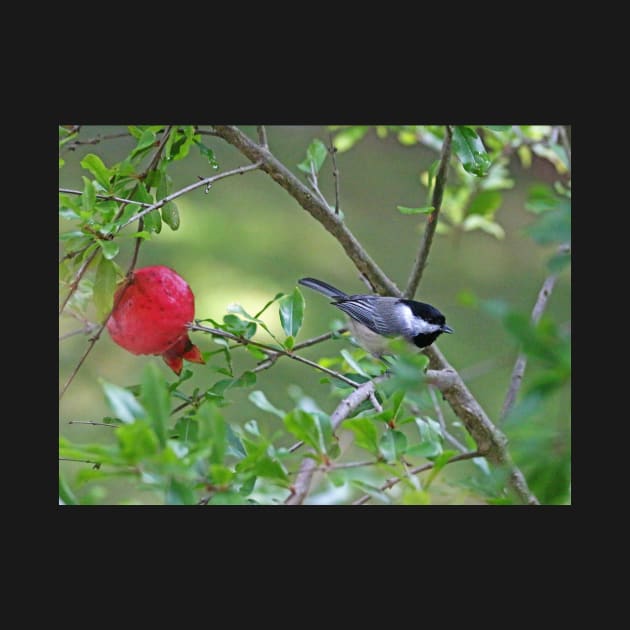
[298,277,453,358]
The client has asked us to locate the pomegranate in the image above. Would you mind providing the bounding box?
[107,265,205,375]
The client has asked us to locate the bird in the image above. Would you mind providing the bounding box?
[298,277,453,358]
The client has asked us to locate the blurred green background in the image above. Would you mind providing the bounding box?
[59,125,571,504]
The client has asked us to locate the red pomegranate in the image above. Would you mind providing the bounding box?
[107,265,205,375]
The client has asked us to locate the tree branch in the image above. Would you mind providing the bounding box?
[404,125,453,299]
[423,343,539,505]
[285,376,387,505]
[211,125,400,297]
[211,125,539,505]
[257,125,268,149]
[500,272,559,423]
[429,386,468,452]
[329,132,340,214]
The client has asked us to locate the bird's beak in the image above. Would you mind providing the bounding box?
[442,325,454,334]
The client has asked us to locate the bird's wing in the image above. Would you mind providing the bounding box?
[334,297,391,336]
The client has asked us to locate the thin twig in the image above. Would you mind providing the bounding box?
[62,131,131,152]
[252,329,341,373]
[429,387,467,452]
[59,457,101,465]
[308,162,331,210]
[189,323,360,388]
[59,247,100,315]
[404,125,453,299]
[59,272,132,400]
[500,272,559,422]
[352,450,481,505]
[288,460,378,475]
[68,420,119,428]
[329,132,340,214]
[59,188,155,209]
[144,126,173,174]
[117,162,262,232]
[257,125,268,149]
[59,322,99,341]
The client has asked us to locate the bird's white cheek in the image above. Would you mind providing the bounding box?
[400,305,440,336]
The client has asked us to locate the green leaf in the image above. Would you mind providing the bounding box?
[340,349,369,377]
[351,479,391,504]
[81,154,112,190]
[131,129,157,158]
[232,370,256,388]
[117,420,160,461]
[207,491,248,505]
[397,205,435,215]
[59,475,78,505]
[97,239,119,260]
[518,145,532,168]
[378,429,408,462]
[254,292,285,318]
[246,345,268,361]
[279,287,305,338]
[166,478,196,505]
[224,425,246,459]
[343,417,379,455]
[93,255,118,320]
[132,183,160,233]
[462,215,505,239]
[424,450,459,488]
[332,126,370,153]
[284,409,324,452]
[467,190,502,217]
[409,417,443,457]
[405,441,442,458]
[525,184,557,214]
[248,456,289,485]
[173,417,199,443]
[195,140,220,169]
[161,202,180,230]
[209,464,234,486]
[452,126,491,177]
[168,126,196,161]
[140,363,170,447]
[82,176,96,212]
[100,379,145,424]
[227,303,255,320]
[248,390,285,418]
[401,489,431,505]
[525,203,570,245]
[307,138,328,172]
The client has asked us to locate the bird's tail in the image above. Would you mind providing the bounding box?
[298,277,348,300]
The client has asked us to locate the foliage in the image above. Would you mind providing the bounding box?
[60,124,570,505]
